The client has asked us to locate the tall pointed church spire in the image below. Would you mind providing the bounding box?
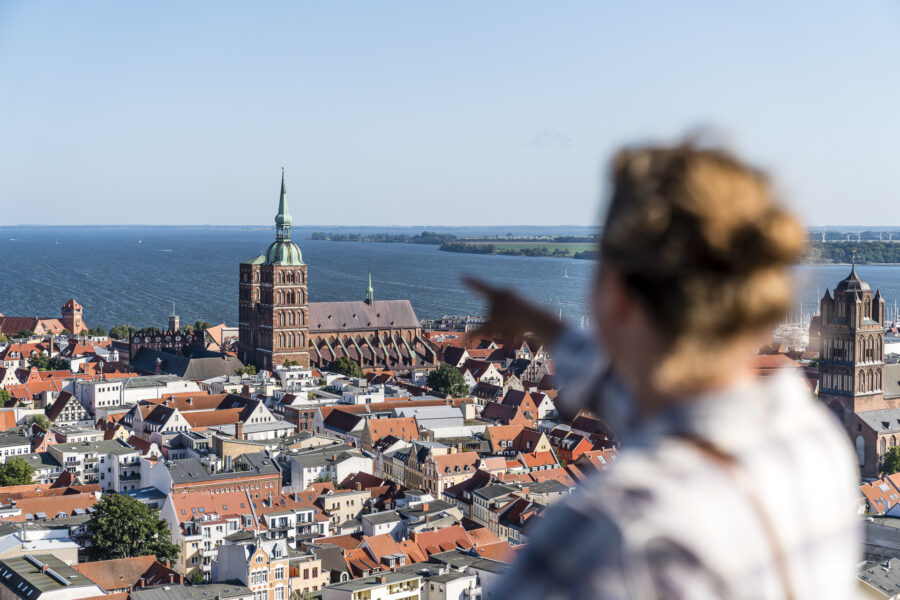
[275,165,292,241]
[365,270,375,305]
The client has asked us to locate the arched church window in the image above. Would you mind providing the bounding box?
[881,437,887,456]
[857,435,866,467]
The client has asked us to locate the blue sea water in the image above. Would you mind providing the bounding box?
[0,226,897,330]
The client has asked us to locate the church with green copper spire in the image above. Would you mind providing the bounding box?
[264,166,304,266]
[238,167,311,370]
[238,167,438,372]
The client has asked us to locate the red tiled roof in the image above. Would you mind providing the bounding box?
[519,451,557,469]
[398,539,428,564]
[412,525,474,555]
[465,526,501,548]
[73,556,180,589]
[366,417,418,443]
[316,534,363,551]
[362,533,406,564]
[474,541,516,563]
[0,491,97,522]
[433,452,480,476]
[528,467,575,487]
[182,408,242,429]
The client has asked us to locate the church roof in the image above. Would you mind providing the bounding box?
[309,300,420,333]
[264,240,304,266]
[241,253,266,265]
[262,167,304,266]
[835,264,870,292]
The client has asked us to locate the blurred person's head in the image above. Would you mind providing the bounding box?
[593,142,806,408]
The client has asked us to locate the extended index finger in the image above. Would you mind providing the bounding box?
[462,276,499,297]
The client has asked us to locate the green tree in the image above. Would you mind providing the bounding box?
[188,570,206,584]
[427,363,469,397]
[329,357,363,378]
[0,333,7,343]
[0,390,11,408]
[283,359,299,367]
[87,326,107,337]
[87,494,179,562]
[27,414,51,430]
[28,355,70,371]
[883,447,900,476]
[109,325,136,340]
[235,364,258,376]
[16,330,34,338]
[60,329,72,336]
[0,457,34,487]
[193,321,212,333]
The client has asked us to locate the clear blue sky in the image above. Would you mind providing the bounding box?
[1,1,899,227]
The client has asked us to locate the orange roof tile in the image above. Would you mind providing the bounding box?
[73,555,180,589]
[432,452,480,476]
[465,526,501,548]
[363,533,406,563]
[366,417,418,443]
[315,534,363,550]
[475,541,516,563]
[412,525,474,555]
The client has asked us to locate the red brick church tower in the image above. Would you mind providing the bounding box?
[819,264,893,476]
[60,298,87,335]
[238,168,310,370]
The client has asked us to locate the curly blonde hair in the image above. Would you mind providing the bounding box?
[601,144,806,387]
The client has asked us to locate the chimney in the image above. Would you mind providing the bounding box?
[378,575,387,584]
[422,502,429,511]
[41,565,47,573]
[139,577,145,588]
[165,560,170,569]
[235,422,244,440]
[169,573,175,584]
[332,454,337,461]
[355,482,361,491]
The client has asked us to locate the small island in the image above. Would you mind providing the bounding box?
[311,231,599,259]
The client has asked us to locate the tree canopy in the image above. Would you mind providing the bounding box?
[87,494,179,562]
[329,357,363,378]
[883,447,900,476]
[28,355,70,371]
[427,363,469,398]
[16,330,34,338]
[0,458,34,487]
[235,364,258,376]
[27,414,51,430]
[0,390,11,408]
[109,325,136,340]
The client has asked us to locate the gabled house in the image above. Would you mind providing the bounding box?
[423,451,480,496]
[360,417,418,453]
[500,390,540,426]
[45,392,91,427]
[479,402,532,428]
[459,359,504,391]
[482,425,550,457]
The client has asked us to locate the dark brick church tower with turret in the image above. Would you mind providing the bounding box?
[818,264,897,476]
